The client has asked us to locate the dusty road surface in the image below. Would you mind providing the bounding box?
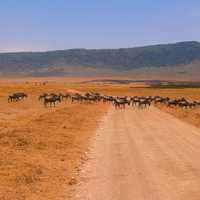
[70,106,200,200]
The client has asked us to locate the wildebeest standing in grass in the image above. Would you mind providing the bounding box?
[44,95,61,107]
[8,95,19,102]
[14,92,28,100]
[138,99,151,109]
[131,96,141,107]
[113,98,130,109]
[71,94,83,103]
[102,96,114,103]
[8,92,28,102]
[60,93,71,101]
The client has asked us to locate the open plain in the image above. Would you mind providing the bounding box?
[0,77,200,200]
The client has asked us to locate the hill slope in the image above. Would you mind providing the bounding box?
[0,41,200,77]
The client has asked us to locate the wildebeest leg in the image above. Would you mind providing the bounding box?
[115,103,119,109]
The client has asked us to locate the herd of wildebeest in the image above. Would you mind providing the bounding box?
[7,92,200,109]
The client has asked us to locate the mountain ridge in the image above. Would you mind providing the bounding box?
[0,41,200,77]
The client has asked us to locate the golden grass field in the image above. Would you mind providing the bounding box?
[0,79,108,200]
[0,77,200,200]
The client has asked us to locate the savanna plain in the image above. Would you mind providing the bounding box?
[0,77,200,200]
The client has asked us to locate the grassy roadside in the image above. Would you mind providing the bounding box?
[1,79,200,200]
[0,82,108,200]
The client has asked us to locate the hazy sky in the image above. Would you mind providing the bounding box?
[0,0,199,52]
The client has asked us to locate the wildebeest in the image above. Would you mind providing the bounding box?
[130,96,141,106]
[154,97,170,105]
[44,94,61,107]
[71,94,83,103]
[130,96,152,109]
[8,95,19,102]
[113,97,130,109]
[138,99,151,109]
[102,96,114,103]
[11,89,198,111]
[60,93,71,101]
[8,92,28,102]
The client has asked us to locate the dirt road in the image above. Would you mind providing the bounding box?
[70,106,200,200]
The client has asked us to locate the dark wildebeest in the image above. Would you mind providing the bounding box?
[61,93,71,101]
[102,96,114,103]
[113,98,130,109]
[71,94,83,103]
[44,95,61,107]
[138,99,151,109]
[131,97,141,107]
[86,96,98,103]
[8,92,28,102]
[8,95,19,102]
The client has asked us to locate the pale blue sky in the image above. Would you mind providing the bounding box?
[0,0,199,52]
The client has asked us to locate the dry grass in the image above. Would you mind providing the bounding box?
[0,80,108,200]
[0,77,200,200]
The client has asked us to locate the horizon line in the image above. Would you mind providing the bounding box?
[0,40,199,54]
